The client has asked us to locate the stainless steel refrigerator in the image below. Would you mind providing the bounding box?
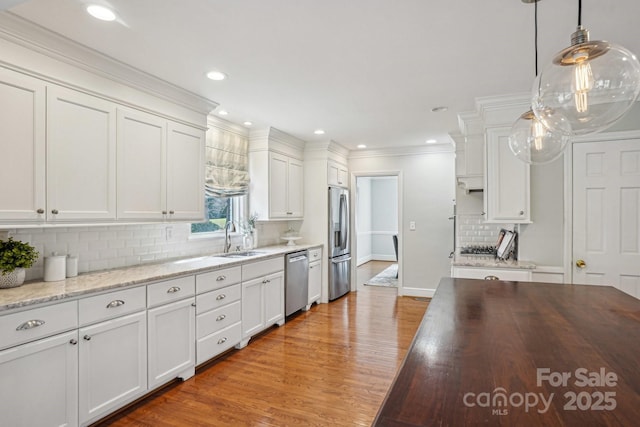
[328,186,351,300]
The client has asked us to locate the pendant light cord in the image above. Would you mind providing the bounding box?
[578,0,582,26]
[534,0,538,76]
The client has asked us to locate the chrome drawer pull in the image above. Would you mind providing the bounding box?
[217,337,227,345]
[216,294,226,301]
[106,299,125,308]
[16,319,45,331]
[484,275,500,281]
[167,286,181,293]
[262,279,271,284]
[216,314,226,322]
[216,275,226,281]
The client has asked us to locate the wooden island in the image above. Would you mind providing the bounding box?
[374,277,640,426]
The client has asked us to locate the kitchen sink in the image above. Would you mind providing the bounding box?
[212,250,265,259]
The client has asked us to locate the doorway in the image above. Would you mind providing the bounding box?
[572,137,640,299]
[354,175,400,293]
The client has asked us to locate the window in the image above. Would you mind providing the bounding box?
[191,195,246,235]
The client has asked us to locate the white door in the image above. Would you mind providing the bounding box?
[79,311,147,425]
[573,139,640,299]
[0,330,78,427]
[0,68,46,221]
[117,108,167,220]
[166,121,204,220]
[47,86,117,221]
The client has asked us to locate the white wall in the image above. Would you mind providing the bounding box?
[350,147,455,297]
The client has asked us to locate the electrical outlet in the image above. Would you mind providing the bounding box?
[409,221,416,231]
[165,226,173,240]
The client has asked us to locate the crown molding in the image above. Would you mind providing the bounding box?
[0,11,218,116]
[207,115,249,137]
[349,143,454,159]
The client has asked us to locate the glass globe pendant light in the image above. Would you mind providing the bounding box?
[509,0,569,165]
[532,0,640,136]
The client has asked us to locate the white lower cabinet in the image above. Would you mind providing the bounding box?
[240,257,284,347]
[79,310,147,426]
[451,266,532,281]
[0,330,79,427]
[307,248,322,307]
[147,297,196,389]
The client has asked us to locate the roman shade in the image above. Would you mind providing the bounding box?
[205,125,249,197]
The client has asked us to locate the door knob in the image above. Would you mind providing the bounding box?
[576,259,586,269]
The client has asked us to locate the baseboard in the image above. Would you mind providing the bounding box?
[357,254,373,266]
[399,287,435,298]
[371,254,397,262]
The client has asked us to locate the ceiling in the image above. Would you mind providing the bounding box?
[5,0,640,150]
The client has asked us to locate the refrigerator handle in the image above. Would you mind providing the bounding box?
[340,193,348,250]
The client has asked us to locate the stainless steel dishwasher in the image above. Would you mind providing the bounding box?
[285,251,309,316]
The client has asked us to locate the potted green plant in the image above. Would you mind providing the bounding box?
[0,238,39,288]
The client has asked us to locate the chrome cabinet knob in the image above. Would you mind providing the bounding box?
[37,208,44,214]
[69,339,78,345]
[51,209,59,215]
[83,335,91,341]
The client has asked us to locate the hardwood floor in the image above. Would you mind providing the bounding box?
[96,279,428,427]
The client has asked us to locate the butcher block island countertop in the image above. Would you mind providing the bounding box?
[374,277,640,426]
[0,244,320,312]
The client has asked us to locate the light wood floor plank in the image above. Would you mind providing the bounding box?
[95,262,428,427]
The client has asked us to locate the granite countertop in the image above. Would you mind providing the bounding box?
[452,255,536,270]
[0,243,321,313]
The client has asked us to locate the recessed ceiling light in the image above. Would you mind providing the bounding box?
[86,5,117,21]
[206,71,227,81]
[357,144,367,149]
[243,121,253,126]
[426,139,437,144]
[431,106,448,113]
[218,110,228,116]
[314,129,325,135]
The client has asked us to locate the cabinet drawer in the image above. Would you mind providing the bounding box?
[147,275,195,308]
[308,248,322,261]
[452,267,531,281]
[79,286,146,326]
[196,266,241,294]
[0,301,78,350]
[196,300,241,339]
[196,284,241,314]
[196,322,241,365]
[242,257,284,281]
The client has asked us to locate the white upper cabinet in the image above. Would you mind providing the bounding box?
[328,160,349,188]
[0,68,46,221]
[117,108,167,220]
[484,127,531,223]
[117,110,204,221]
[47,85,117,221]
[166,122,205,221]
[249,127,305,221]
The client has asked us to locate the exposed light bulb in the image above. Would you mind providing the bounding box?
[531,118,545,151]
[572,55,594,114]
[509,110,569,165]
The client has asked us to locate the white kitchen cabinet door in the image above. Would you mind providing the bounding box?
[79,311,147,425]
[117,108,167,220]
[166,121,205,221]
[268,152,304,219]
[0,68,46,222]
[308,260,322,305]
[0,330,78,427]
[47,86,117,221]
[269,152,289,218]
[241,276,265,339]
[328,161,349,188]
[485,127,531,223]
[264,271,284,326]
[147,297,195,389]
[287,158,304,217]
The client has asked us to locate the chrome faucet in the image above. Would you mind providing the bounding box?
[224,221,237,253]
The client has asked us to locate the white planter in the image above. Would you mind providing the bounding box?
[0,268,26,288]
